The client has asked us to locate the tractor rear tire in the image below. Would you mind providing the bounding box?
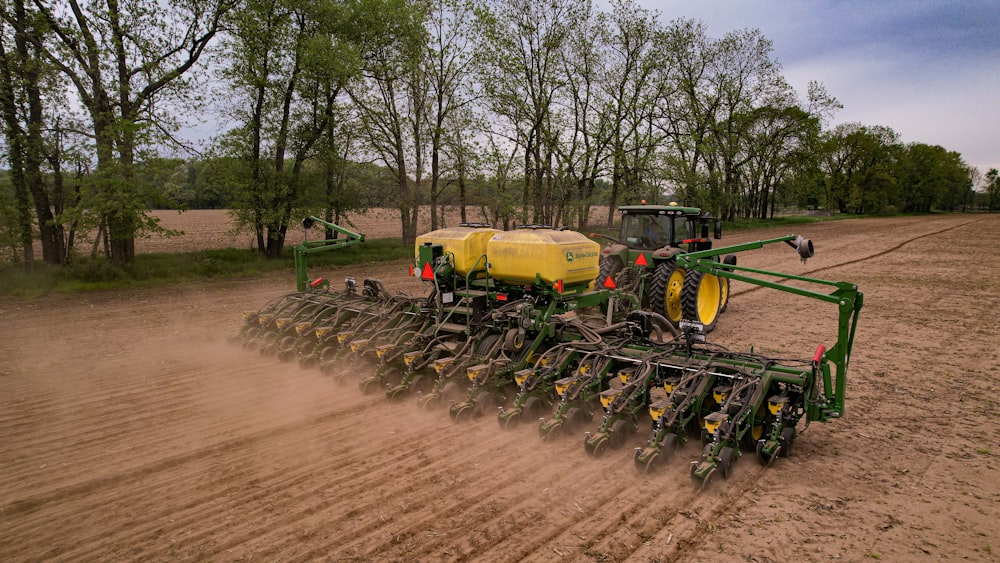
[595,255,624,290]
[649,259,685,326]
[682,269,722,332]
[720,254,737,313]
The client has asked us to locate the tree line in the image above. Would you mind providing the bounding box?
[1,0,995,268]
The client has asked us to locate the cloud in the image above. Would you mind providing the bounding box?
[634,0,1000,170]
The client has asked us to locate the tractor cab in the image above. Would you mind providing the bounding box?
[617,203,719,252]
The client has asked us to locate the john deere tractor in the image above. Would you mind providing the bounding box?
[594,202,734,332]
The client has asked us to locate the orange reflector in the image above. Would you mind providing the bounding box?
[309,277,324,288]
[555,279,564,294]
[409,264,414,276]
[682,238,707,244]
[603,276,617,289]
[634,253,648,266]
[421,262,434,280]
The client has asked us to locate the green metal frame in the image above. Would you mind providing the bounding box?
[674,237,864,420]
[294,216,365,291]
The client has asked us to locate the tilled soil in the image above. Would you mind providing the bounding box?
[2,214,999,561]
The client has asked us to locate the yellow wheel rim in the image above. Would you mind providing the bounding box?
[665,268,686,322]
[697,274,721,325]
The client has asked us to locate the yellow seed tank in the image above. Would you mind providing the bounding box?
[486,229,600,286]
[414,226,500,276]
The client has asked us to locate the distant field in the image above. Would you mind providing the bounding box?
[136,208,429,253]
[134,207,611,254]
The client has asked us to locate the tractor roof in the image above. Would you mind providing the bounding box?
[618,204,702,216]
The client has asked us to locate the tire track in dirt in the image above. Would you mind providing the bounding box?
[0,388,386,522]
[0,357,361,496]
[731,216,992,299]
[4,214,998,561]
[305,427,629,560]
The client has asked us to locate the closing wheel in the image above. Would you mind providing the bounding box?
[563,407,586,435]
[410,374,434,395]
[451,404,472,423]
[649,260,685,325]
[609,419,629,449]
[382,367,404,389]
[756,440,779,467]
[522,396,544,420]
[500,410,520,429]
[473,392,497,417]
[440,381,464,404]
[662,433,680,462]
[587,435,609,457]
[779,426,796,457]
[682,269,722,332]
[359,377,380,395]
[718,446,736,479]
[640,452,659,474]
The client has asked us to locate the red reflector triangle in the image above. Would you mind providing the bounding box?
[603,276,617,289]
[634,253,648,266]
[420,262,434,280]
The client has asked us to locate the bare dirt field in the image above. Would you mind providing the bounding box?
[2,213,999,562]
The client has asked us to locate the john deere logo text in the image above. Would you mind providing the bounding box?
[566,251,598,262]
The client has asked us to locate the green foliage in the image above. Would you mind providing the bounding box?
[983,168,999,210]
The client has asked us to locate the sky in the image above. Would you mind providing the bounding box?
[634,0,1000,178]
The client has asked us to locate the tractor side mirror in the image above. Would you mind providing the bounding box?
[714,220,722,240]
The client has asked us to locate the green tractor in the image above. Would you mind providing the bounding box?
[594,203,732,332]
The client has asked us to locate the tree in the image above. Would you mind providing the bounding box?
[218,0,358,257]
[0,14,34,269]
[474,0,586,225]
[346,0,428,245]
[14,0,231,265]
[820,123,900,214]
[593,0,662,224]
[423,0,476,230]
[986,168,1000,211]
[896,143,971,213]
